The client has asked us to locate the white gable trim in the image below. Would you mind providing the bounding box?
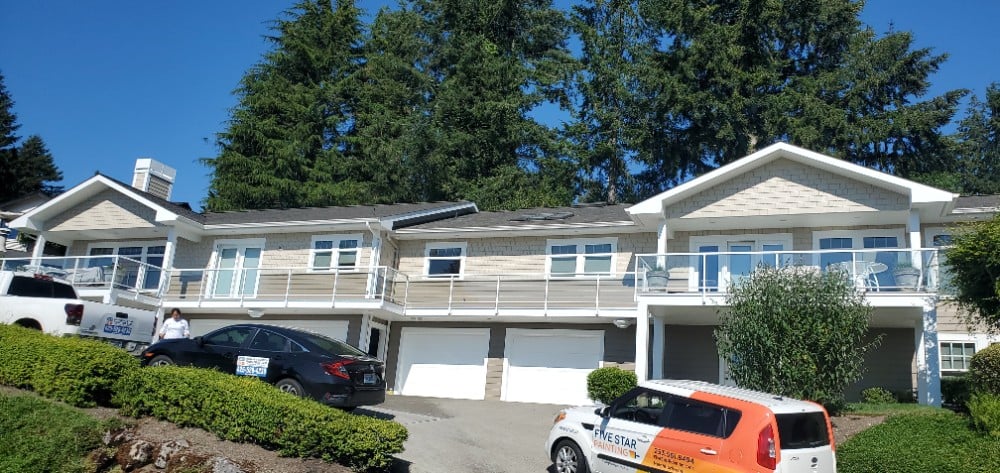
[627,142,959,216]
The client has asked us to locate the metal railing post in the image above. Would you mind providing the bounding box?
[595,275,601,314]
[331,270,340,306]
[284,269,292,306]
[495,275,501,315]
[448,276,455,313]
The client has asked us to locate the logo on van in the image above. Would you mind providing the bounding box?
[593,429,638,458]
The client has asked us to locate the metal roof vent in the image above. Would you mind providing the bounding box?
[509,211,574,222]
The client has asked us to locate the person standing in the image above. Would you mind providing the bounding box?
[158,308,190,340]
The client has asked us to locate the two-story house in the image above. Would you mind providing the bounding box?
[6,142,997,406]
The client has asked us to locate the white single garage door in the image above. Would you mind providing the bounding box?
[396,327,490,400]
[502,329,604,405]
[188,318,349,343]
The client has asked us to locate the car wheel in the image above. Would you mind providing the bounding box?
[148,355,174,367]
[553,439,588,473]
[275,378,305,397]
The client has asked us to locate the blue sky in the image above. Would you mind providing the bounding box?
[1,1,998,211]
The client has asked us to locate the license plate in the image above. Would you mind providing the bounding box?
[363,373,377,384]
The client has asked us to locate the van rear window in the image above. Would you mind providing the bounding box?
[776,412,830,449]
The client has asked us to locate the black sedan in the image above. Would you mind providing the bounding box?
[140,323,385,409]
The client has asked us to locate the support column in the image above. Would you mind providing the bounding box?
[161,228,178,295]
[908,210,923,269]
[30,232,47,265]
[634,303,651,382]
[915,300,941,406]
[651,315,665,379]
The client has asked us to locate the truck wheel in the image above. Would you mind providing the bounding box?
[149,355,174,367]
[14,319,41,330]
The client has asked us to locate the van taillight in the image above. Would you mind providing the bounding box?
[64,304,84,326]
[757,424,777,470]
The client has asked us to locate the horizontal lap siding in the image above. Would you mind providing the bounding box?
[171,232,373,272]
[47,189,158,232]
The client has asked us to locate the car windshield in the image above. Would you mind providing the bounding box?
[301,332,367,357]
[776,412,830,449]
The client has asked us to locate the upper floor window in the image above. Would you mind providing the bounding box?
[87,243,166,289]
[310,235,361,271]
[425,242,466,277]
[547,238,616,277]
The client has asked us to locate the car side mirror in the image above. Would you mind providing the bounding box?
[194,336,204,346]
[595,406,610,418]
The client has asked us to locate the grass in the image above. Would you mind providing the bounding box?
[838,410,1000,473]
[842,401,945,416]
[0,393,118,473]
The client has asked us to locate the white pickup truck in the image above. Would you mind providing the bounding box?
[0,271,158,355]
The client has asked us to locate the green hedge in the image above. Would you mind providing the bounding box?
[968,393,1000,438]
[861,387,896,404]
[970,344,1000,395]
[838,412,1000,472]
[587,367,637,405]
[0,324,138,407]
[942,375,972,409]
[114,366,407,472]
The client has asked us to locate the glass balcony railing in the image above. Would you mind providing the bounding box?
[0,255,164,294]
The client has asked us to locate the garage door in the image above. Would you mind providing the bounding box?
[188,318,349,343]
[502,329,604,405]
[396,327,490,400]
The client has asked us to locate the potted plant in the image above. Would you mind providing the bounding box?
[892,261,921,289]
[645,265,670,288]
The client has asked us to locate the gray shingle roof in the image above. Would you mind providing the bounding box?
[202,201,475,225]
[954,194,1000,211]
[398,203,634,231]
[100,174,206,223]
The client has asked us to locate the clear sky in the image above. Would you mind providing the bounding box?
[1,1,998,211]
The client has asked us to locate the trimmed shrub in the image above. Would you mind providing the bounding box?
[942,375,972,409]
[114,366,407,472]
[970,344,1000,395]
[862,386,896,404]
[0,324,139,407]
[968,393,1000,438]
[587,367,637,404]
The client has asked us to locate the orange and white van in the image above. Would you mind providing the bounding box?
[546,379,836,473]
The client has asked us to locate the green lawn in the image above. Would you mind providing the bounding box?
[0,393,117,473]
[842,402,944,416]
[838,410,1000,473]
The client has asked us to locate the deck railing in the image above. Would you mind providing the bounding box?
[634,248,947,295]
[0,255,164,296]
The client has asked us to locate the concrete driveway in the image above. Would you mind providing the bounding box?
[357,395,568,473]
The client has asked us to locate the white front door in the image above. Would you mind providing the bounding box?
[396,327,490,400]
[502,329,604,405]
[211,244,262,298]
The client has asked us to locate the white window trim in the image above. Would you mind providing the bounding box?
[811,228,906,267]
[309,233,363,273]
[688,234,793,289]
[86,241,168,260]
[924,227,955,296]
[937,334,985,374]
[545,237,618,278]
[423,242,467,278]
[207,238,266,298]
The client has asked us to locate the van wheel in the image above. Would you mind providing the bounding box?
[149,355,174,367]
[275,378,305,397]
[553,439,588,473]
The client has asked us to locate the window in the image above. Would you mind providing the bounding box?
[203,326,257,348]
[941,341,976,372]
[927,230,955,294]
[310,235,361,271]
[610,389,670,426]
[663,398,738,438]
[425,243,466,277]
[249,330,289,352]
[86,243,168,289]
[546,238,616,277]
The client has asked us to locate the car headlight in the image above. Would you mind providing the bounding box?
[553,410,566,425]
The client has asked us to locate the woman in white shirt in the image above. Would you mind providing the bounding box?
[159,308,190,340]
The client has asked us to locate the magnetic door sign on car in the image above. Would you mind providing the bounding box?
[236,356,270,378]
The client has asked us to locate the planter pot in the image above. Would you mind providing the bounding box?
[893,268,920,289]
[646,271,669,288]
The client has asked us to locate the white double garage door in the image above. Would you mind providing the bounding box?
[395,327,605,405]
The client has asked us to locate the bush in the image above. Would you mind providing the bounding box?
[716,266,875,409]
[862,387,896,404]
[968,393,1000,438]
[942,375,973,409]
[970,344,1000,395]
[838,411,1000,472]
[587,367,636,404]
[0,393,119,473]
[0,324,139,407]
[114,366,407,472]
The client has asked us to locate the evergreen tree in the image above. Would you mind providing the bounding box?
[408,0,577,209]
[0,72,62,203]
[203,0,363,211]
[953,84,1000,195]
[567,0,653,204]
[633,0,963,192]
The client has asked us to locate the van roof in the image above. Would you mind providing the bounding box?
[642,379,825,413]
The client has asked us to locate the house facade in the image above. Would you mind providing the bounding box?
[5,143,997,406]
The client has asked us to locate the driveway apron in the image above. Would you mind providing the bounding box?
[358,395,566,473]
